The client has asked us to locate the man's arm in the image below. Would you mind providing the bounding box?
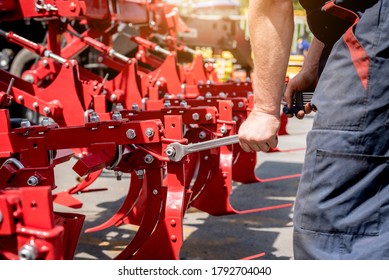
[238,0,294,152]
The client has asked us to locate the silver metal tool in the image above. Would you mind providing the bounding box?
[165,134,239,162]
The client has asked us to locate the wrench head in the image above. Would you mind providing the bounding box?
[165,142,186,162]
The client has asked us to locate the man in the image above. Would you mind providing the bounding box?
[239,0,389,259]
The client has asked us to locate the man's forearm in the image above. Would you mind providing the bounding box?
[301,37,325,77]
[248,0,294,117]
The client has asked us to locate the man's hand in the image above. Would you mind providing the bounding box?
[238,110,280,152]
[284,70,316,119]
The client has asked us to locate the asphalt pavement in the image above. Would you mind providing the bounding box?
[53,114,314,260]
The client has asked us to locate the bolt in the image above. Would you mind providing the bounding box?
[43,106,51,115]
[41,117,51,126]
[115,171,122,181]
[69,2,77,12]
[164,100,171,108]
[111,94,117,101]
[219,92,226,98]
[170,219,176,227]
[90,112,100,122]
[97,56,104,63]
[144,154,154,164]
[170,235,177,242]
[27,176,39,186]
[65,62,69,68]
[192,113,200,121]
[132,103,139,110]
[23,74,34,84]
[18,244,37,260]
[18,95,24,102]
[32,102,39,108]
[112,111,122,120]
[247,91,253,96]
[42,59,48,67]
[152,189,158,195]
[205,113,213,121]
[206,80,213,85]
[205,92,212,98]
[115,103,124,111]
[126,129,136,139]
[155,80,161,87]
[233,116,239,122]
[135,169,144,179]
[179,100,187,107]
[165,147,176,157]
[238,101,244,108]
[199,131,207,139]
[145,128,155,138]
[20,119,31,128]
[219,124,228,134]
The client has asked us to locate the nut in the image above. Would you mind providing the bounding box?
[192,113,200,121]
[145,128,155,138]
[144,154,154,164]
[126,129,136,139]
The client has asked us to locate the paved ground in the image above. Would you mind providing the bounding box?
[53,114,314,260]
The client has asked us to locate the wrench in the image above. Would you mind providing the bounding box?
[165,135,239,162]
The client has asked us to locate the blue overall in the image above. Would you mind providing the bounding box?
[294,0,389,259]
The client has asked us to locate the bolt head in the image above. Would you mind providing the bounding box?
[112,112,122,120]
[18,244,37,260]
[145,128,155,138]
[115,103,124,111]
[192,113,200,121]
[238,101,244,108]
[152,189,158,195]
[32,102,39,108]
[205,113,212,121]
[20,119,31,128]
[111,94,117,101]
[219,125,228,134]
[41,117,51,126]
[18,95,24,102]
[43,107,51,114]
[165,147,176,157]
[144,154,154,164]
[90,112,100,122]
[199,131,207,139]
[126,129,136,139]
[164,100,171,108]
[27,176,39,186]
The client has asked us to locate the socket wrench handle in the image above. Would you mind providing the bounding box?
[165,134,239,162]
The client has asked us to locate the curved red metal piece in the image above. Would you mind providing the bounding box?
[84,171,143,233]
[190,144,293,216]
[114,168,164,260]
[67,169,103,194]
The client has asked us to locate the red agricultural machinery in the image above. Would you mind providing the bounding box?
[0,0,300,260]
